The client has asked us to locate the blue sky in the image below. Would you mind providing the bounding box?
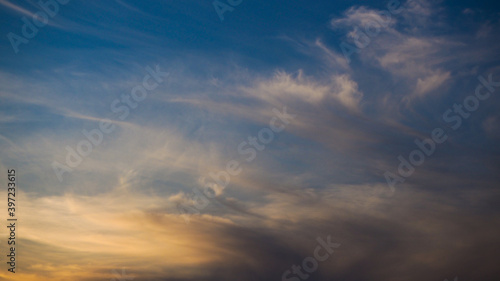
[1,0,500,280]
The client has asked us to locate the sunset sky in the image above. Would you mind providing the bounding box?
[0,0,500,280]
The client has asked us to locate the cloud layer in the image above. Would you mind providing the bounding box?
[0,0,500,280]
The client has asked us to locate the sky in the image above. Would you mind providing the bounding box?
[0,0,500,280]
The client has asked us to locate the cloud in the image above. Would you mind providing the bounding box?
[0,0,35,18]
[1,1,500,280]
[240,70,362,111]
[415,71,451,96]
[327,1,460,102]
[331,6,396,31]
[2,180,498,281]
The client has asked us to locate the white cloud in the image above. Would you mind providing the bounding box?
[415,71,451,96]
[331,6,396,31]
[241,70,363,111]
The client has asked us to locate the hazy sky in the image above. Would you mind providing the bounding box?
[0,0,499,280]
